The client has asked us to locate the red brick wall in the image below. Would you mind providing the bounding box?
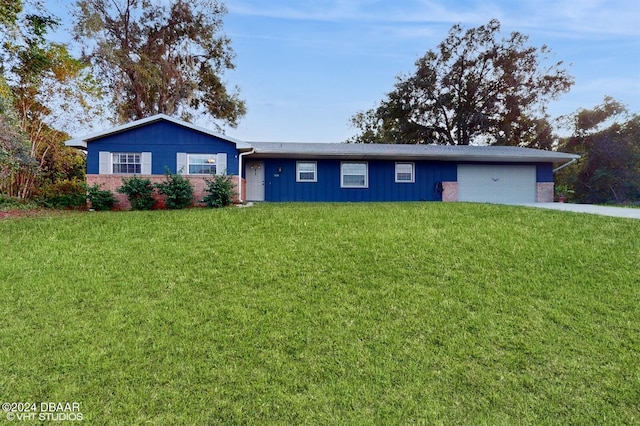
[536,182,554,203]
[442,181,554,203]
[442,182,458,202]
[87,174,245,210]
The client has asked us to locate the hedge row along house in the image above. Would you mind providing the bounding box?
[66,114,579,207]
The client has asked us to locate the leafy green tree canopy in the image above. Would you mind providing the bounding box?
[0,0,22,27]
[73,0,246,127]
[557,97,640,204]
[1,0,97,199]
[349,19,573,146]
[0,92,36,197]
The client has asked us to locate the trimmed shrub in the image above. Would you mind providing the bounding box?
[87,184,116,211]
[117,176,155,210]
[202,174,235,208]
[0,194,39,210]
[155,168,194,209]
[37,179,87,208]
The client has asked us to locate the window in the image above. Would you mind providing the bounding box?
[296,161,317,182]
[177,153,226,176]
[341,162,368,188]
[188,154,217,175]
[395,162,415,183]
[112,153,141,174]
[99,151,150,175]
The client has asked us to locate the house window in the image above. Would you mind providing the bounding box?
[395,162,415,183]
[112,153,141,174]
[341,162,368,188]
[188,154,217,175]
[296,161,317,182]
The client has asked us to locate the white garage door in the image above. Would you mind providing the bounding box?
[457,164,536,204]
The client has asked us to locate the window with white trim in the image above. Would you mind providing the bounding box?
[395,162,415,183]
[112,153,141,174]
[296,161,317,182]
[341,162,368,188]
[188,154,217,175]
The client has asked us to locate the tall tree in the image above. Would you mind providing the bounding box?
[1,0,97,198]
[0,88,37,198]
[557,97,640,203]
[349,19,573,146]
[73,0,246,127]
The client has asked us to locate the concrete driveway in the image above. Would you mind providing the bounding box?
[522,203,640,219]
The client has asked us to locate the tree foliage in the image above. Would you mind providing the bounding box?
[1,0,98,199]
[0,91,37,198]
[73,0,246,127]
[349,19,573,146]
[0,0,22,28]
[556,97,640,204]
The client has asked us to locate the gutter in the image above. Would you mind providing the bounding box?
[237,148,255,203]
[553,158,578,173]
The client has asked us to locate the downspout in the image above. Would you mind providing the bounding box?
[237,148,255,203]
[553,158,577,173]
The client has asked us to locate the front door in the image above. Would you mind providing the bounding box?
[245,161,265,201]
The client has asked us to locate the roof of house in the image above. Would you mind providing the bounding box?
[65,114,579,163]
[247,142,580,163]
[65,114,252,149]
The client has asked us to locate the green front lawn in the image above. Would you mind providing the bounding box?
[1,203,638,424]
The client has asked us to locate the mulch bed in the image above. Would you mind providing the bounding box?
[0,209,47,220]
[0,209,76,220]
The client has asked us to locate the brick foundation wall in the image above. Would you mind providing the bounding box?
[87,174,245,210]
[442,182,458,202]
[537,182,554,203]
[442,181,553,203]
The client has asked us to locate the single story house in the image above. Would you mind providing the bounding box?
[66,114,579,207]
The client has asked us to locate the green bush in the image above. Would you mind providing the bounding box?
[155,168,194,209]
[202,174,235,208]
[0,194,39,211]
[117,176,155,210]
[37,179,87,208]
[87,184,116,211]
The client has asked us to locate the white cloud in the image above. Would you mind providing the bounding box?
[498,0,640,38]
[229,0,640,40]
[229,0,490,24]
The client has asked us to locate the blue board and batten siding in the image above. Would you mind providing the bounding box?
[257,159,553,202]
[86,121,240,175]
[536,163,554,182]
[258,159,455,202]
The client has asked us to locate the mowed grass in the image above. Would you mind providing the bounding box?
[1,203,638,424]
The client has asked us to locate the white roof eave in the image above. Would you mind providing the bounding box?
[245,142,580,163]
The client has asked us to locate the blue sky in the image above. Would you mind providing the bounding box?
[48,0,640,142]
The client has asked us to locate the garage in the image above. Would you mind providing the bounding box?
[457,164,537,204]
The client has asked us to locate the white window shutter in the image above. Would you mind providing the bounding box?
[176,153,187,174]
[216,153,227,175]
[141,152,152,174]
[99,151,111,174]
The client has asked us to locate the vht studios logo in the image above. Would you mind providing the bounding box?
[3,402,83,422]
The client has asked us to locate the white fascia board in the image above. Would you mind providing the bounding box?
[431,153,581,163]
[65,138,87,149]
[245,142,581,163]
